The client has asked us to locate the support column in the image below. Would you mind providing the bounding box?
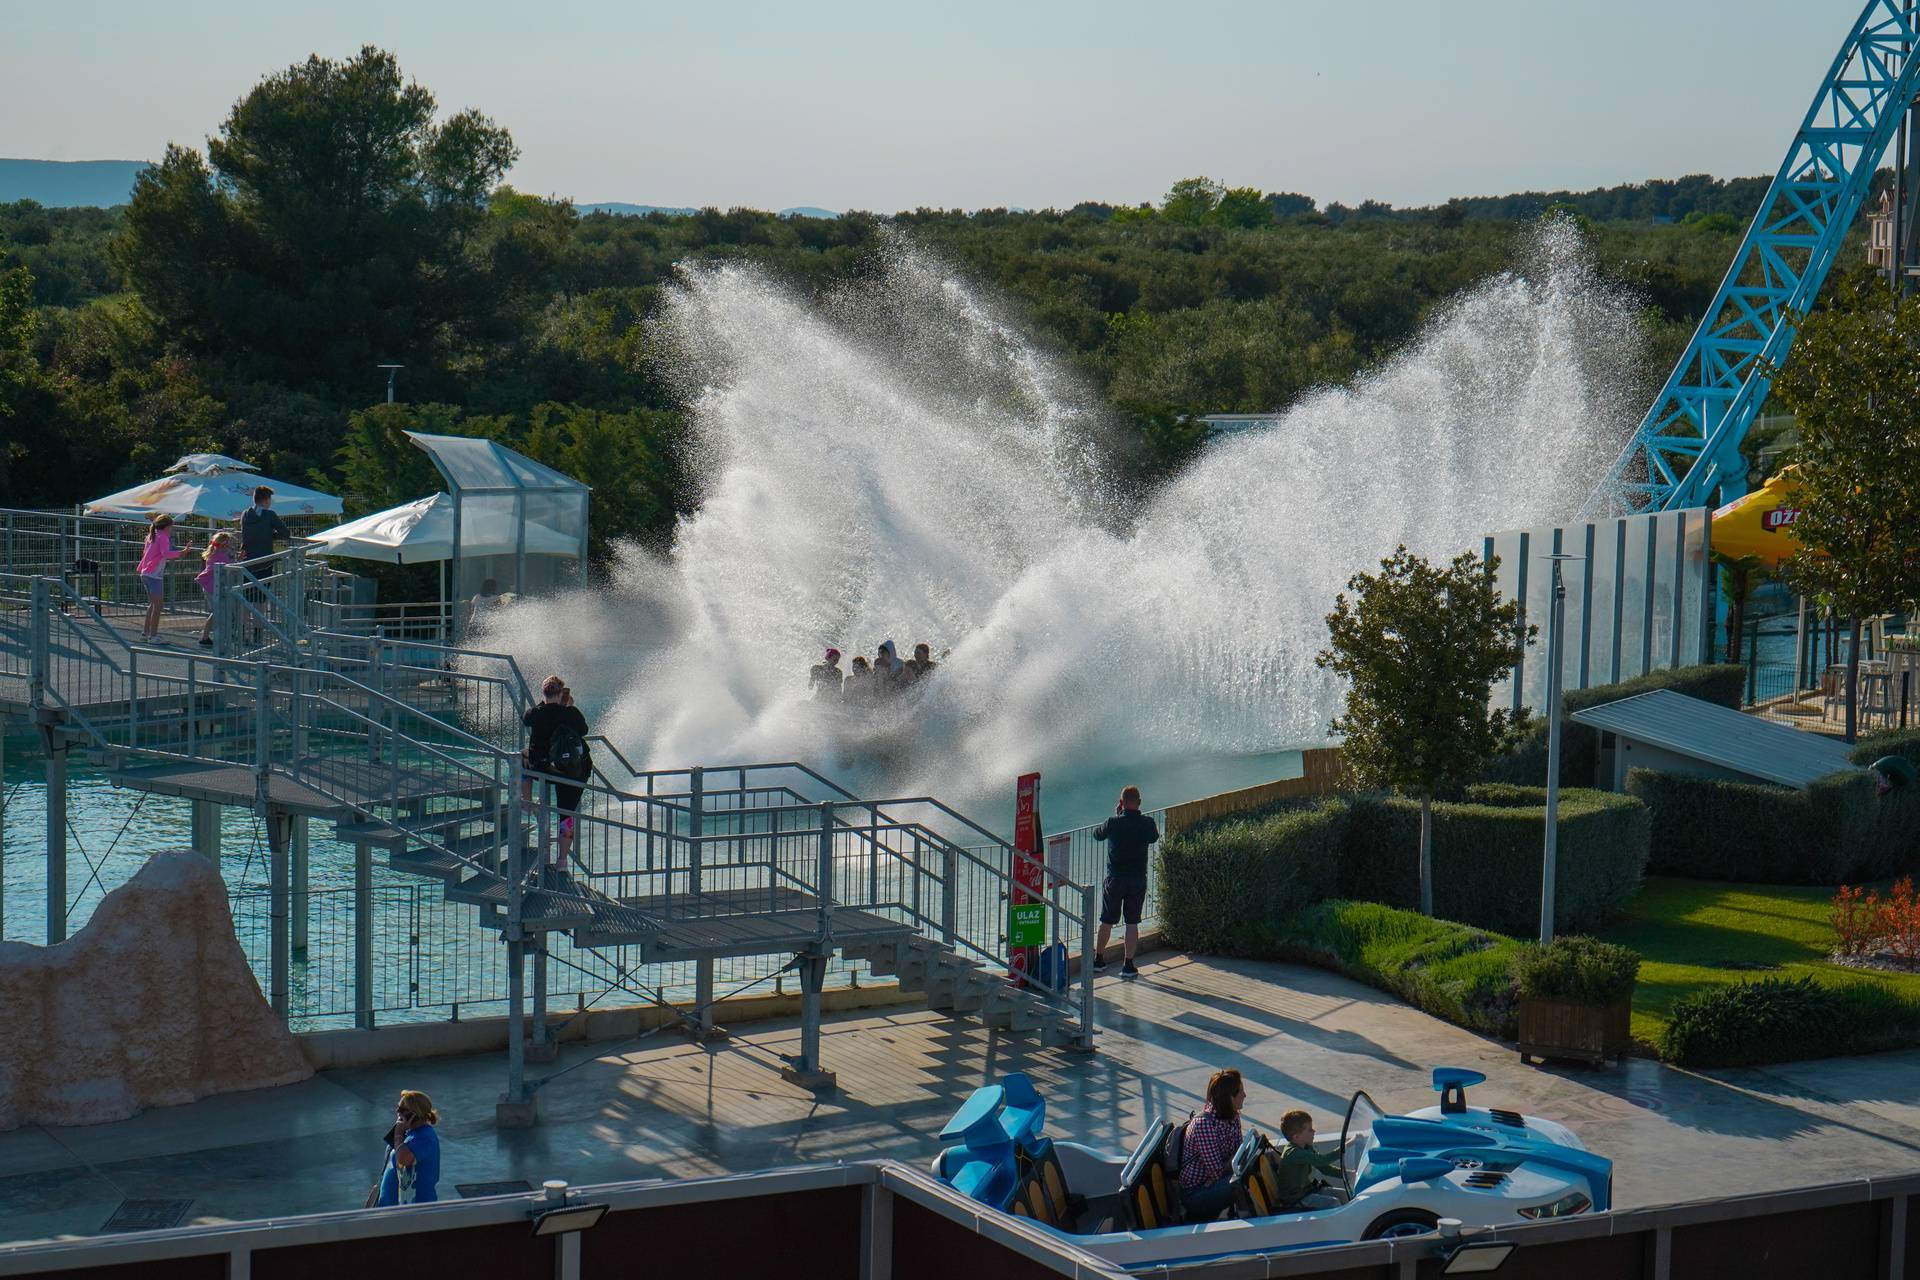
[780,950,836,1091]
[692,956,717,1039]
[266,806,291,1021]
[290,816,309,958]
[190,799,223,864]
[353,841,374,1029]
[44,734,66,945]
[527,937,555,1063]
[496,763,538,1128]
[0,724,8,941]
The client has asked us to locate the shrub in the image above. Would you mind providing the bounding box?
[1829,879,1920,968]
[1852,729,1920,768]
[1156,802,1347,955]
[1481,663,1747,788]
[1337,785,1649,936]
[1661,975,1920,1068]
[1510,935,1640,1003]
[1272,900,1524,1036]
[1625,766,1909,884]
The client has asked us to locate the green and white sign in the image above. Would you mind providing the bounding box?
[1008,902,1047,948]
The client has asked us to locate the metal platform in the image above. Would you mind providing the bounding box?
[578,886,915,962]
[106,756,496,819]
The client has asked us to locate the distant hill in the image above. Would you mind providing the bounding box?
[578,201,840,219]
[0,159,148,207]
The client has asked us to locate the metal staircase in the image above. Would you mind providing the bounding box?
[0,571,1099,1122]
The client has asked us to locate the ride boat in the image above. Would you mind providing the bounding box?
[931,1068,1611,1269]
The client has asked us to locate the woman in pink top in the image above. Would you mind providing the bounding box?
[195,530,234,647]
[137,514,188,642]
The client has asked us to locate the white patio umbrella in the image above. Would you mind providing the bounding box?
[307,493,578,564]
[85,457,343,520]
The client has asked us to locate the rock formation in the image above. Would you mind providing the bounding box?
[0,851,312,1131]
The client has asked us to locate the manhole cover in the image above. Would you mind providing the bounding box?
[101,1199,193,1233]
[455,1181,533,1199]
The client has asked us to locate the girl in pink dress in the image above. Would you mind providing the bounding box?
[137,515,188,642]
[195,530,235,647]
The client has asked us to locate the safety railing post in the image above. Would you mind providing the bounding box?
[689,765,705,898]
[253,661,271,792]
[368,631,385,764]
[353,839,374,1029]
[28,578,47,713]
[1078,882,1098,1050]
[817,802,835,942]
[504,755,528,1109]
[941,842,957,948]
[126,644,138,753]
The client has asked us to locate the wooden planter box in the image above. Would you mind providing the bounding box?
[1518,993,1632,1066]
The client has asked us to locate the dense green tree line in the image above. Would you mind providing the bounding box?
[0,46,1839,562]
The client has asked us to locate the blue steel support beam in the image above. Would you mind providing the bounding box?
[1586,0,1920,518]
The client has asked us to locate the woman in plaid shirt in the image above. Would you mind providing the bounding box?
[1178,1069,1246,1221]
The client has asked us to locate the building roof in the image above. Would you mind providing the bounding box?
[1569,689,1857,789]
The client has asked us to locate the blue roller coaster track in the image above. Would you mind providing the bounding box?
[1586,0,1920,517]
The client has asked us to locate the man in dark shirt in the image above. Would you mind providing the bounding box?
[1093,784,1158,979]
[235,486,292,642]
[239,486,291,562]
[521,674,591,870]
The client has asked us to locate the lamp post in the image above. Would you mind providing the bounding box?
[1539,552,1583,944]
[377,364,404,404]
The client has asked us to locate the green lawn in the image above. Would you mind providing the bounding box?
[1599,877,1920,1046]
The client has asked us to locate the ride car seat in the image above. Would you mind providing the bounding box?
[1229,1132,1291,1218]
[1117,1118,1180,1230]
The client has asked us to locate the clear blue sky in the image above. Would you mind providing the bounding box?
[0,0,1873,211]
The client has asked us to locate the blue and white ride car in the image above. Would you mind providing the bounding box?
[931,1068,1611,1269]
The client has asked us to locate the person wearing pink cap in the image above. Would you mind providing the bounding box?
[810,648,844,699]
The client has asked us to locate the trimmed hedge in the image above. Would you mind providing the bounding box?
[1662,975,1920,1068]
[1338,785,1650,937]
[1157,802,1348,955]
[1481,663,1747,788]
[1853,729,1920,768]
[1511,935,1640,1003]
[1626,766,1920,884]
[1270,900,1525,1037]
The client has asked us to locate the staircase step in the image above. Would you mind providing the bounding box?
[335,805,501,848]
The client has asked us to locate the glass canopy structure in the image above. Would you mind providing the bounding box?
[406,431,590,635]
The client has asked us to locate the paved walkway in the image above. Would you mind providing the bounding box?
[4,953,1920,1245]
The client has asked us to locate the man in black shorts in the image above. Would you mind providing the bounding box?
[1093,784,1158,979]
[521,675,591,871]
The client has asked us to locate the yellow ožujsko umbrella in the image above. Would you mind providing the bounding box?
[1710,467,1808,566]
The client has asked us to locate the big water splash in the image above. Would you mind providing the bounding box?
[482,220,1643,814]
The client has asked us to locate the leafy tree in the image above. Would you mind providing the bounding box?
[1768,279,1920,741]
[1316,548,1534,914]
[1265,192,1316,218]
[0,241,34,422]
[1212,187,1273,229]
[116,47,547,395]
[333,402,512,516]
[520,402,681,558]
[1160,177,1225,225]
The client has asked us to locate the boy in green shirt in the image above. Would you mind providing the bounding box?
[1275,1111,1344,1210]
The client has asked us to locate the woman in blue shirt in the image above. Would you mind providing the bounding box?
[377,1090,441,1205]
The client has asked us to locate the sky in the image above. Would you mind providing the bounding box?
[0,0,1873,212]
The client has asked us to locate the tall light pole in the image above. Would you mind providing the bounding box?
[377,363,404,404]
[1539,552,1583,944]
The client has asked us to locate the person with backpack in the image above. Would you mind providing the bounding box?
[522,675,591,872]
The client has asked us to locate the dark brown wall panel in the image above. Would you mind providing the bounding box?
[581,1186,862,1279]
[253,1220,552,1280]
[8,1258,227,1280]
[1414,1231,1649,1280]
[891,1198,1071,1280]
[1671,1202,1879,1280]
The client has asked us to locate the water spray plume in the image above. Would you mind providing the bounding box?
[482,218,1640,813]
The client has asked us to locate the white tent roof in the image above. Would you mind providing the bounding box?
[307,493,580,565]
[85,469,344,520]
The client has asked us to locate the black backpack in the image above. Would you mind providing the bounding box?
[547,723,590,780]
